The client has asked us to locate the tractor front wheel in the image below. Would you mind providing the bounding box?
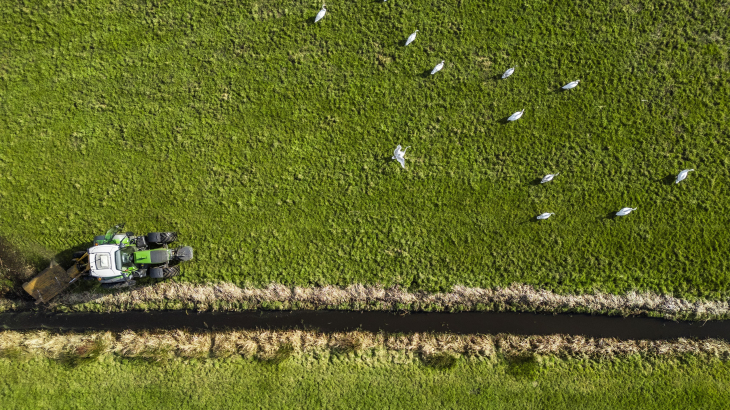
[146,232,178,245]
[162,265,180,278]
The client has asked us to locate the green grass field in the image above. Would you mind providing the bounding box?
[1,355,730,409]
[1,0,729,297]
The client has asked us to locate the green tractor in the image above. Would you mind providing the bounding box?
[23,224,194,303]
[86,224,194,286]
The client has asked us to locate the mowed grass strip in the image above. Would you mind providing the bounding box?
[1,356,730,409]
[0,0,729,297]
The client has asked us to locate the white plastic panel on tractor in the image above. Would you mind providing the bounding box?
[96,253,111,269]
[88,244,123,278]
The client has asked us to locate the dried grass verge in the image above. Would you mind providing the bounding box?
[1,282,726,321]
[1,330,729,364]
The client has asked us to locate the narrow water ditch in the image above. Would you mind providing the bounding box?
[1,310,730,340]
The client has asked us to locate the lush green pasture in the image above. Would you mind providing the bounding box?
[1,0,729,296]
[1,355,729,409]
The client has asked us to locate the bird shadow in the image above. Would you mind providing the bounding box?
[517,217,541,225]
[599,212,617,221]
[420,69,433,78]
[660,174,676,185]
[376,156,398,171]
[529,178,543,186]
[498,116,512,124]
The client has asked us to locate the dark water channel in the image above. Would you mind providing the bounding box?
[1,310,730,340]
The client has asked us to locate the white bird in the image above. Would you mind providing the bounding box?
[541,173,559,184]
[392,145,410,169]
[536,213,554,220]
[562,80,580,90]
[675,169,694,184]
[431,60,444,75]
[314,5,327,23]
[616,207,637,216]
[405,30,419,46]
[502,67,515,79]
[507,109,525,122]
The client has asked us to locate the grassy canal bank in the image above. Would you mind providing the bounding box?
[1,351,729,409]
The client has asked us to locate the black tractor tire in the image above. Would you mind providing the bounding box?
[150,267,164,279]
[162,265,180,278]
[160,232,177,243]
[146,232,178,245]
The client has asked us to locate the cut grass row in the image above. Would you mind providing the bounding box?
[3,329,730,361]
[5,282,726,320]
[1,354,730,409]
[1,0,729,298]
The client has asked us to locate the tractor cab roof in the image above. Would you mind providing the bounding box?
[88,244,122,278]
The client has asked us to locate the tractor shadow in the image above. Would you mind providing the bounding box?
[0,237,98,301]
[53,242,93,272]
[0,241,78,301]
[0,237,38,300]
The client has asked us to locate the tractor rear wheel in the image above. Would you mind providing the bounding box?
[146,232,178,244]
[159,232,177,243]
[162,265,180,278]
